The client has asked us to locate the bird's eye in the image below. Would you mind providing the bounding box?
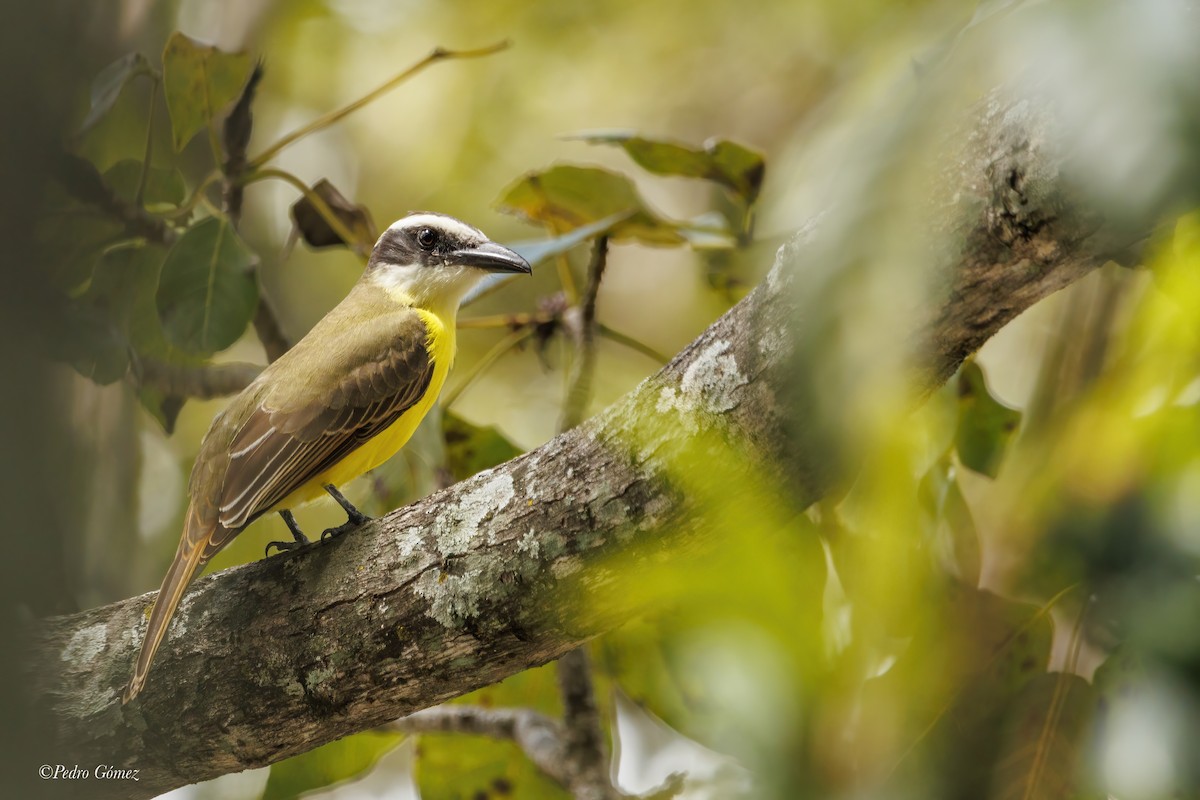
[416,228,438,250]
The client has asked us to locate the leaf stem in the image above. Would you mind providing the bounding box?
[246,41,510,171]
[597,323,669,364]
[135,79,159,208]
[242,168,367,260]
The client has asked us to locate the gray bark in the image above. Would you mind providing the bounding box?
[28,85,1142,799]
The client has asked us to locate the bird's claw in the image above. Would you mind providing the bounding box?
[265,535,309,557]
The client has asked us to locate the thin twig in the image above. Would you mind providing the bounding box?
[556,648,615,799]
[554,235,617,800]
[247,42,510,171]
[243,168,365,260]
[598,323,669,364]
[561,236,609,430]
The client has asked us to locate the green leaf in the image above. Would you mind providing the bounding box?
[161,32,252,151]
[262,730,402,800]
[442,411,523,482]
[79,52,153,136]
[103,160,186,209]
[156,217,258,355]
[955,360,1022,478]
[571,131,766,204]
[416,664,568,800]
[496,164,683,245]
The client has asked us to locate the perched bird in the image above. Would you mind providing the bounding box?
[123,213,531,704]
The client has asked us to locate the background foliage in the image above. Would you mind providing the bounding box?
[7,0,1200,799]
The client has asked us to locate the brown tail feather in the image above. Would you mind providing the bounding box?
[122,506,211,704]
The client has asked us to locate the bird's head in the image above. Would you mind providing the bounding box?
[366,212,531,309]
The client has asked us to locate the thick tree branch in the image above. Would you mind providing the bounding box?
[29,85,1147,799]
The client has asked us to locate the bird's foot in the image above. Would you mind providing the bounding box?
[321,484,373,541]
[265,509,311,556]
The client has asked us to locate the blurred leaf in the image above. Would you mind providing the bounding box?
[572,131,766,204]
[161,32,252,151]
[262,729,401,800]
[156,217,258,355]
[496,164,684,245]
[877,586,1056,796]
[596,616,706,739]
[138,387,185,434]
[955,360,1021,477]
[989,673,1097,800]
[89,242,196,428]
[918,456,981,585]
[416,664,567,800]
[289,178,377,251]
[103,159,186,209]
[37,212,124,294]
[50,302,129,385]
[79,52,153,136]
[442,411,523,482]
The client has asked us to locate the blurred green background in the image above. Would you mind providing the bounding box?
[9,0,1200,798]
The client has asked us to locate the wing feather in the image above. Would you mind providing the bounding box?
[215,310,434,531]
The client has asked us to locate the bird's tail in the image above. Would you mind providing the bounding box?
[122,506,210,704]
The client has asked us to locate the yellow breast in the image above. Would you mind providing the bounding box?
[275,308,454,509]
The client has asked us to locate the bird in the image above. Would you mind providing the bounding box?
[122,212,531,704]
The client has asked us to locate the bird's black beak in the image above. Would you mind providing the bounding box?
[456,241,532,274]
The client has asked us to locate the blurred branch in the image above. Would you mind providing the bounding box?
[392,706,573,790]
[222,61,264,229]
[30,78,1148,799]
[54,153,179,246]
[555,235,617,799]
[136,359,261,399]
[220,63,292,364]
[556,648,616,800]
[393,706,678,798]
[247,42,510,170]
[251,299,291,363]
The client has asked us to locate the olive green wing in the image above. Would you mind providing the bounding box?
[203,308,433,551]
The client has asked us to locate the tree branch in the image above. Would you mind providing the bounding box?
[29,85,1146,799]
[392,706,572,790]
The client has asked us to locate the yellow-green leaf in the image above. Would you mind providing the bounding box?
[263,730,402,800]
[496,164,683,245]
[161,32,252,151]
[103,159,186,209]
[572,131,766,203]
[956,360,1022,478]
[156,217,258,355]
